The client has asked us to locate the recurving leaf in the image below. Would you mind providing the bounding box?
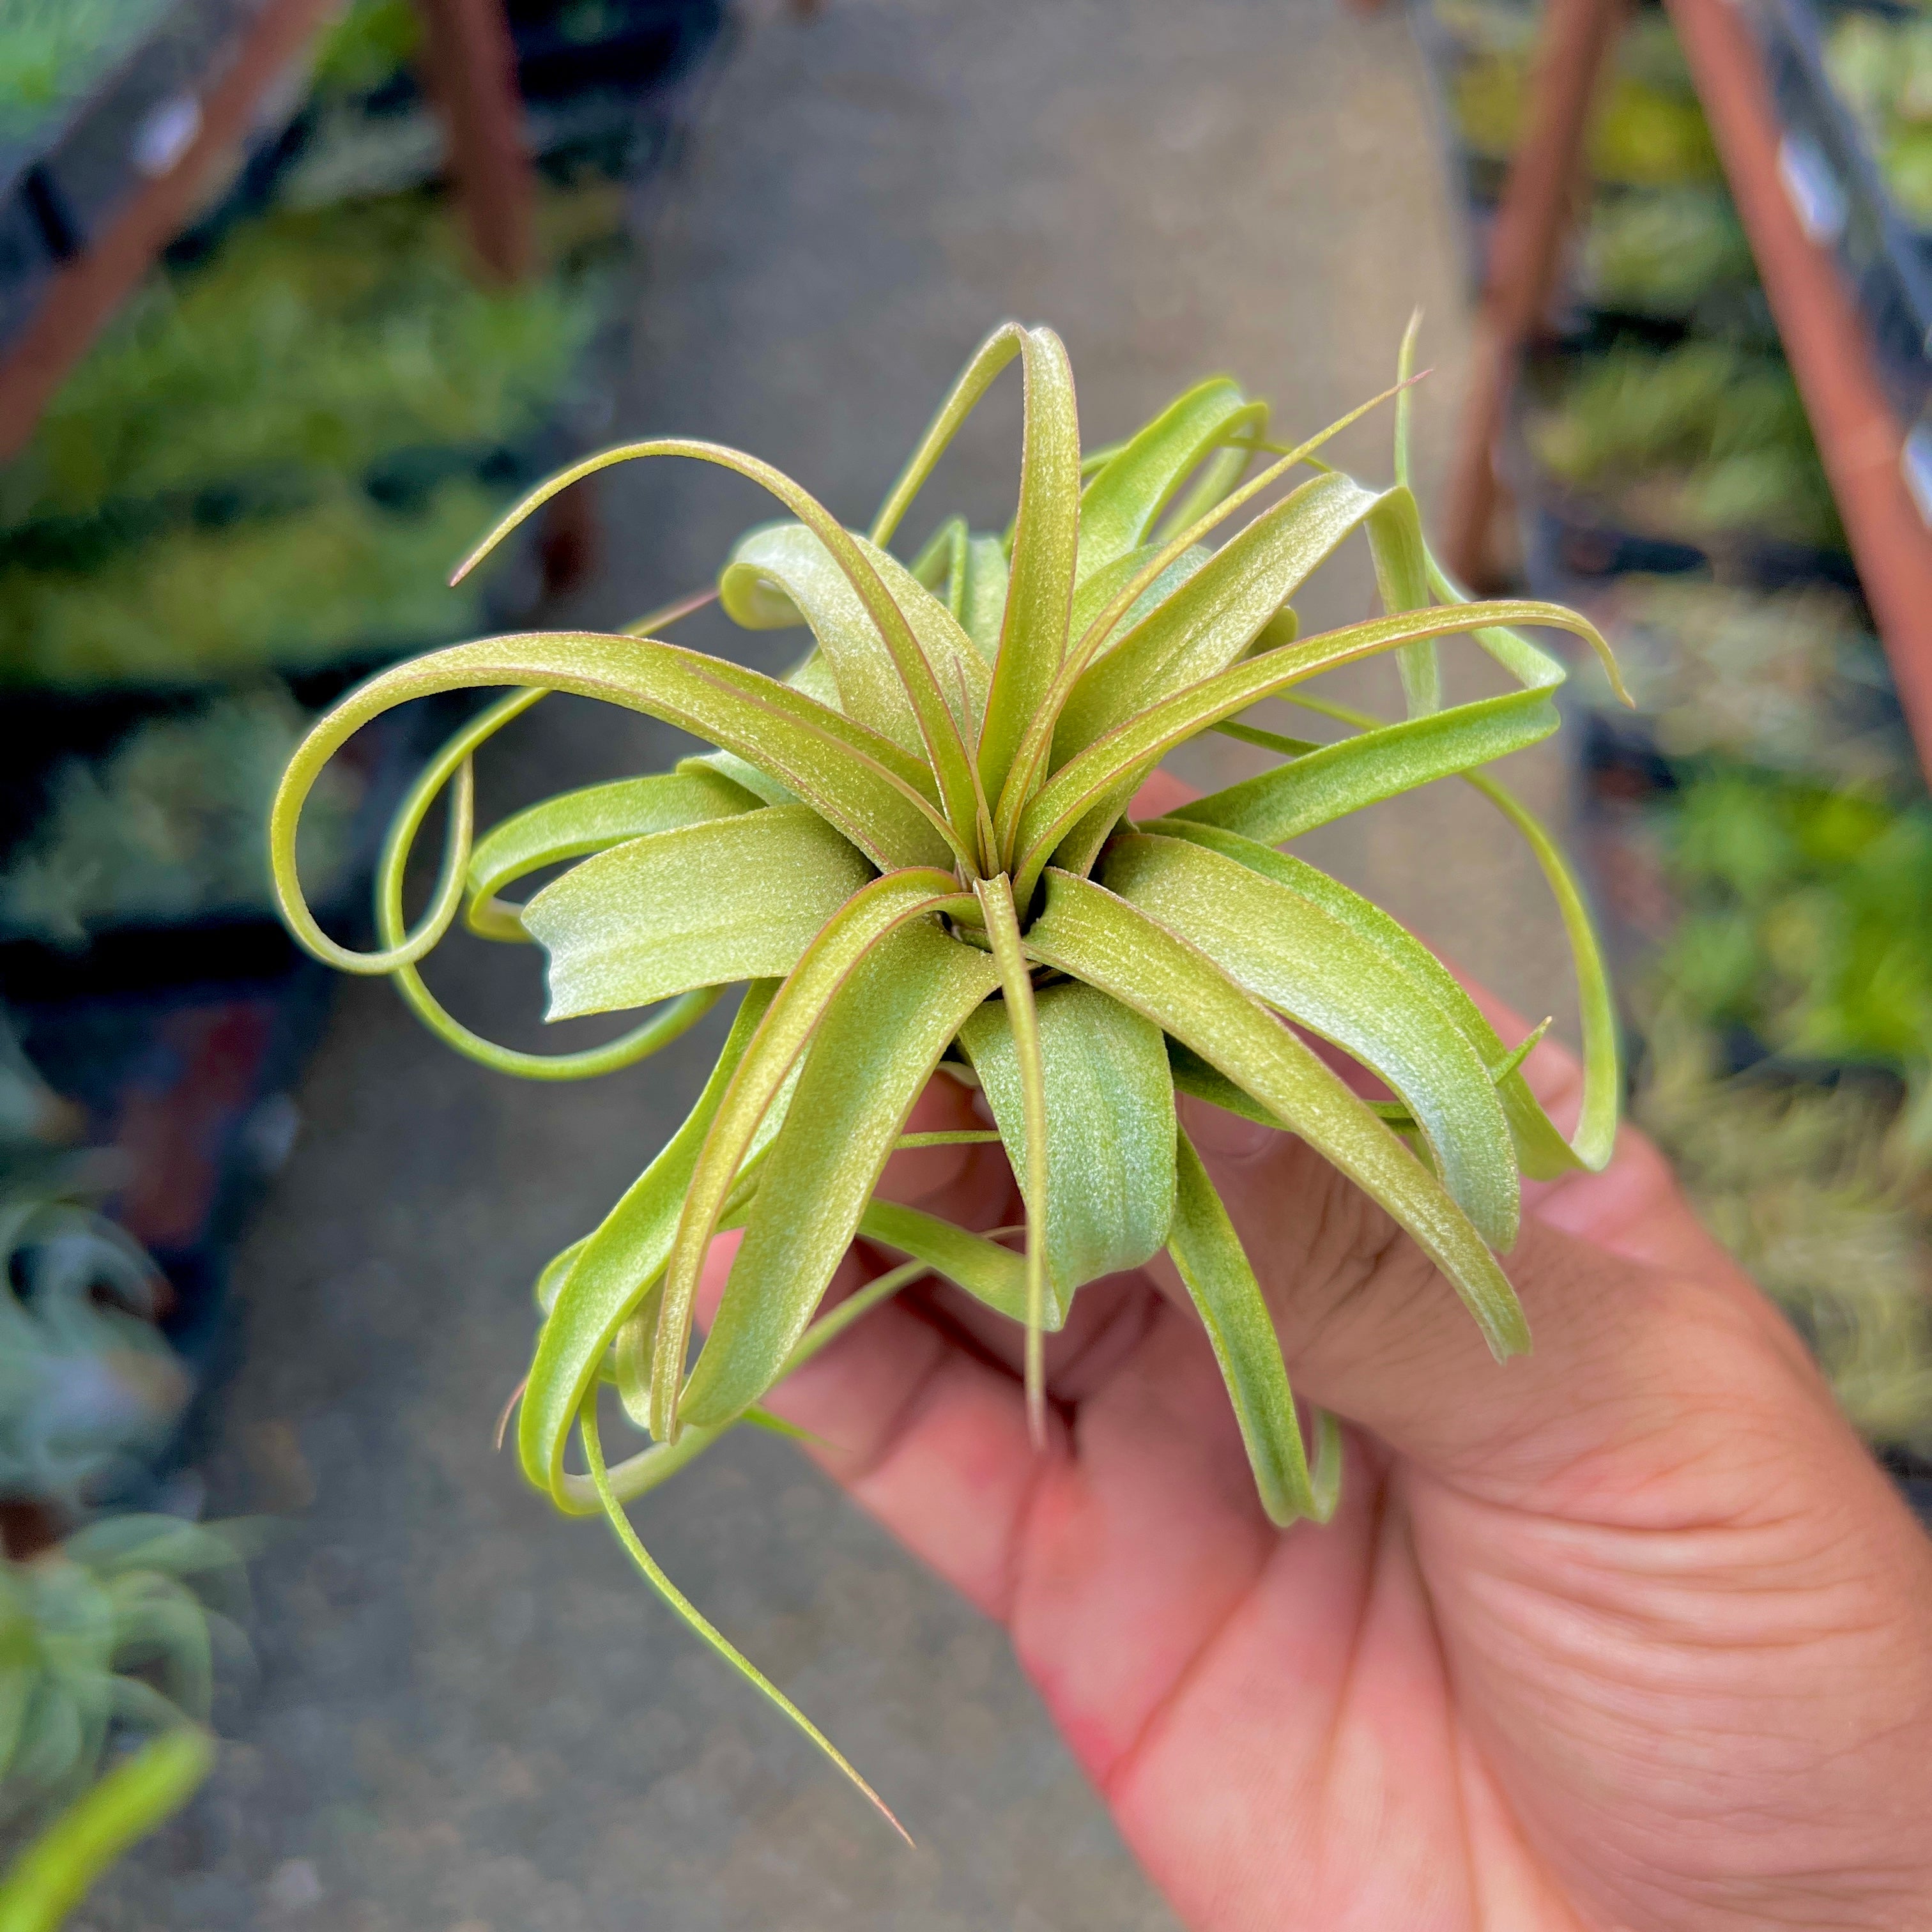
[1176,678,1560,847]
[271,631,962,903]
[1075,376,1263,585]
[1146,814,1582,1176]
[1015,596,1611,897]
[652,868,974,1440]
[1052,469,1386,761]
[450,434,988,866]
[519,982,778,1499]
[720,521,992,747]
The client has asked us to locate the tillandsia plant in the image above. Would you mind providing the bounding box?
[0,1516,252,1828]
[267,318,1626,1823]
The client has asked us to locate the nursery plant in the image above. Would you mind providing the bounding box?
[0,1515,249,1827]
[0,1727,212,1932]
[0,686,364,946]
[1634,1012,1932,1457]
[1526,341,1842,551]
[0,1516,252,1929]
[0,1154,190,1516]
[1572,575,1908,786]
[268,320,1624,1820]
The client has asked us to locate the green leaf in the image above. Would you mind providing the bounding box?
[869,325,1029,549]
[981,327,1082,820]
[856,1199,1058,1328]
[1366,484,1442,718]
[1150,443,1254,546]
[1146,814,1581,1178]
[1100,832,1518,1248]
[0,1728,213,1932]
[1075,377,1262,584]
[1023,870,1528,1358]
[272,634,963,939]
[969,873,1053,1432]
[654,868,974,1439]
[272,686,533,977]
[1202,688,1616,1176]
[466,769,762,941]
[523,804,877,1020]
[519,983,779,1498]
[1462,767,1620,1172]
[1012,596,1609,900]
[906,518,1010,666]
[958,535,1009,664]
[721,522,991,749]
[579,1402,909,1846]
[1168,1126,1324,1526]
[371,707,728,1079]
[1177,685,1560,847]
[678,921,999,1430]
[958,981,1177,1294]
[1053,470,1386,761]
[1052,377,1420,709]
[908,516,965,594]
[562,1254,935,1513]
[1066,542,1211,668]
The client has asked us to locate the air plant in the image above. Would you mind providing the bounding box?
[0,1161,190,1515]
[267,320,1623,1820]
[0,1515,249,1828]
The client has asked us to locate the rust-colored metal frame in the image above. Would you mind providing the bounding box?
[1668,0,1932,769]
[1441,0,1625,588]
[1442,0,1932,773]
[0,0,540,457]
[0,0,342,461]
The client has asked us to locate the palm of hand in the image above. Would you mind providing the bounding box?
[708,1016,1932,1931]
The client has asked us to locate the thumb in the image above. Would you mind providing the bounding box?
[1167,1088,1871,1515]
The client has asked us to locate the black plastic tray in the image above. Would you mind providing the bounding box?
[0,667,473,997]
[220,0,728,222]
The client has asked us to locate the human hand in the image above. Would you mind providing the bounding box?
[696,790,1932,1932]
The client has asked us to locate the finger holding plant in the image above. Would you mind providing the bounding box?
[267,314,1626,1827]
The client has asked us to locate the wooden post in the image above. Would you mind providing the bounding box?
[410,0,534,287]
[1441,0,1624,587]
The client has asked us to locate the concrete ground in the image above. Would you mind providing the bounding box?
[86,1,1584,1925]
